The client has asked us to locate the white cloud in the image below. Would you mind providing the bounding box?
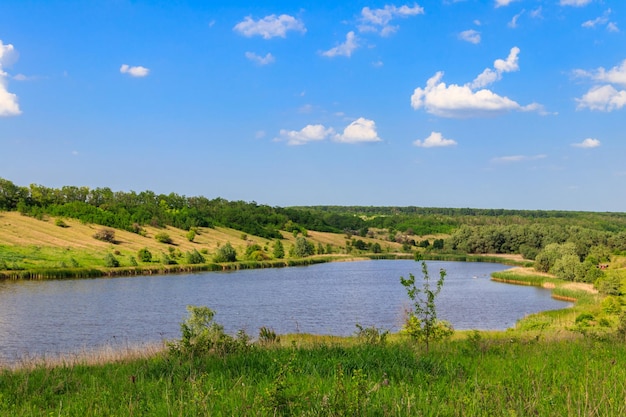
[413,132,457,148]
[508,10,524,28]
[495,0,518,7]
[459,29,481,44]
[234,14,306,39]
[359,4,424,36]
[276,118,382,145]
[560,0,592,6]
[582,15,608,28]
[575,59,626,111]
[245,52,275,65]
[277,124,335,146]
[582,9,617,31]
[529,7,543,19]
[572,138,601,148]
[334,117,382,144]
[322,31,358,58]
[411,72,527,117]
[411,47,539,118]
[576,85,626,111]
[576,59,626,86]
[120,64,150,77]
[492,154,547,163]
[494,46,520,73]
[0,40,21,117]
[471,47,520,89]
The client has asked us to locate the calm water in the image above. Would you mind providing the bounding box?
[0,260,570,363]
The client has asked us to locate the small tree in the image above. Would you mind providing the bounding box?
[186,249,206,264]
[400,256,452,352]
[292,237,315,258]
[214,242,237,263]
[272,239,285,259]
[186,229,196,242]
[93,228,116,243]
[137,247,152,262]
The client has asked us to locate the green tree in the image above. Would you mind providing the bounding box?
[400,256,453,352]
[186,229,196,242]
[214,242,237,263]
[292,237,315,258]
[272,239,285,259]
[137,247,152,262]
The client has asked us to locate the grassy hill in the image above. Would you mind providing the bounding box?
[0,211,409,276]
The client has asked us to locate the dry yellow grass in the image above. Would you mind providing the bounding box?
[0,211,407,271]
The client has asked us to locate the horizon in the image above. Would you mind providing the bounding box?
[1,1,625,212]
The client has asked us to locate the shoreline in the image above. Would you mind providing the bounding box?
[0,252,530,281]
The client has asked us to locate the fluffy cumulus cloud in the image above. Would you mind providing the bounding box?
[0,40,21,117]
[560,0,592,6]
[322,31,358,58]
[572,138,601,148]
[334,117,382,143]
[234,14,306,39]
[245,52,275,65]
[277,124,335,146]
[459,29,481,44]
[411,47,540,118]
[120,64,150,77]
[413,132,457,148]
[359,4,424,36]
[575,59,626,111]
[276,118,382,145]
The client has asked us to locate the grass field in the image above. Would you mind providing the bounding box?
[0,211,409,275]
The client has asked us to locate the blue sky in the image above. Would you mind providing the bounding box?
[1,0,625,211]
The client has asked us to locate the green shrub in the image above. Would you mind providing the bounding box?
[214,242,237,263]
[137,247,152,262]
[186,249,205,264]
[155,232,173,244]
[169,305,245,357]
[54,218,68,228]
[104,253,120,268]
[186,230,196,242]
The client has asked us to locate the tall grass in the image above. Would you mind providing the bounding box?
[2,336,626,416]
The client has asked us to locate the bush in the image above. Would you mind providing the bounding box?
[214,242,237,263]
[93,228,116,243]
[54,218,68,228]
[169,305,245,357]
[137,247,152,262]
[104,253,120,268]
[155,232,173,244]
[186,230,196,242]
[186,249,205,264]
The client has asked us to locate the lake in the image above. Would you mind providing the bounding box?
[0,260,570,363]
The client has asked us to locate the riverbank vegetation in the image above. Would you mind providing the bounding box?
[3,312,626,415]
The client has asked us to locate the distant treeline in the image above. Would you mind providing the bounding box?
[2,178,626,259]
[0,178,364,239]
